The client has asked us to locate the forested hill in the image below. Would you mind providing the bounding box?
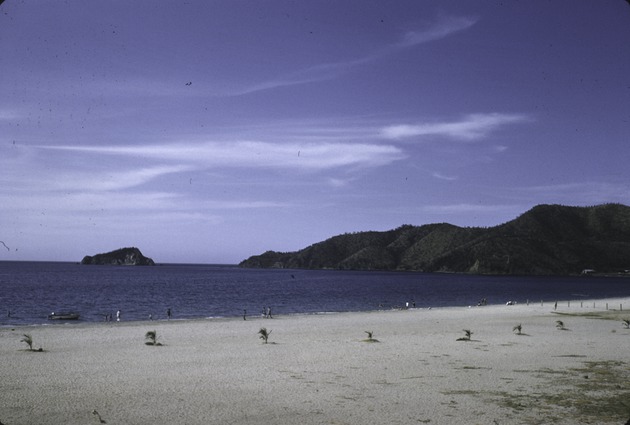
[239,204,630,275]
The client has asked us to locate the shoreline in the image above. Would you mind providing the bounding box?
[3,295,629,331]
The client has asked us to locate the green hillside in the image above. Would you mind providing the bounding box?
[239,204,630,275]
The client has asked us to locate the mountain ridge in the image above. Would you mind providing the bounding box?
[239,204,630,275]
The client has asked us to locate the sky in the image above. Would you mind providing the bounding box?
[1,1,630,264]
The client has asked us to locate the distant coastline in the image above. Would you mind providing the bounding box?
[240,203,630,276]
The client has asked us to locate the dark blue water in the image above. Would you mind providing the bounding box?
[1,261,629,326]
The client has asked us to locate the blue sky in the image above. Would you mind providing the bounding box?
[1,1,630,264]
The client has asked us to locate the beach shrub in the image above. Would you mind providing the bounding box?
[20,334,33,351]
[362,330,379,343]
[145,330,162,346]
[92,410,106,424]
[556,320,566,330]
[19,333,42,352]
[258,327,272,344]
[622,319,630,329]
[457,329,473,341]
[513,324,522,335]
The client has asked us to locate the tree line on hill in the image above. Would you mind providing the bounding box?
[239,204,630,275]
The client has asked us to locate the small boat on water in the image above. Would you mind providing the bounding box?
[48,312,80,320]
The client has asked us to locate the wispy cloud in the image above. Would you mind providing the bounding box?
[232,58,372,96]
[10,15,477,99]
[36,141,406,171]
[53,165,193,192]
[1,190,181,213]
[327,177,356,188]
[234,14,478,96]
[398,15,478,47]
[200,200,291,210]
[381,113,531,141]
[0,108,21,120]
[432,172,458,181]
[2,184,292,216]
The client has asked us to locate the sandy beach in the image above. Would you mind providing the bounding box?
[1,299,629,425]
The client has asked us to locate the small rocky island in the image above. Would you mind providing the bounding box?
[81,247,155,266]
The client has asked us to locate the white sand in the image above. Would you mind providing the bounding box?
[1,298,630,425]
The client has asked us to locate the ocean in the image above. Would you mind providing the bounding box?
[1,261,629,326]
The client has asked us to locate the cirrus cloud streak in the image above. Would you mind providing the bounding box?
[381,113,531,141]
[232,14,478,96]
[35,140,406,171]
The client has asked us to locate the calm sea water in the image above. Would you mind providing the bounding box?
[1,261,629,326]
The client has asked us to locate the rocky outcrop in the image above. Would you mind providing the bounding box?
[81,247,155,266]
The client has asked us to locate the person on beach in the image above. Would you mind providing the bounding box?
[267,306,272,319]
[116,310,121,321]
[167,308,172,320]
[243,309,247,320]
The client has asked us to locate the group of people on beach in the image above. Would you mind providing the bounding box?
[242,306,273,321]
[102,311,120,322]
[377,301,416,310]
[103,308,172,322]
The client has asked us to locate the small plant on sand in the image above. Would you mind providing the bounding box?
[258,327,272,344]
[513,324,522,335]
[92,409,106,424]
[19,333,42,351]
[144,330,162,346]
[622,319,630,329]
[457,329,473,341]
[362,330,379,343]
[20,334,33,351]
[556,320,566,330]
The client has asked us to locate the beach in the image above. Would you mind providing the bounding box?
[1,299,629,425]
